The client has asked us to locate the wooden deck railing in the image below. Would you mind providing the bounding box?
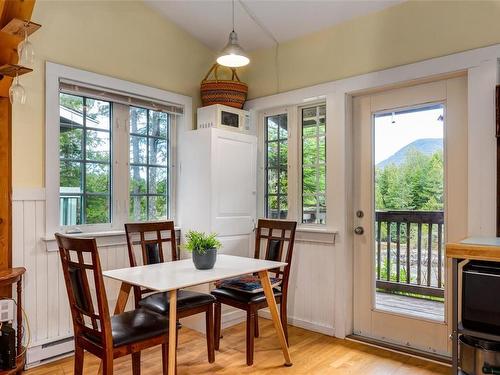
[375,210,444,298]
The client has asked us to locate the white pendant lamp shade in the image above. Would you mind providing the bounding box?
[217,30,250,68]
[216,0,249,68]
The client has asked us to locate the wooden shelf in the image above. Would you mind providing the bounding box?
[0,268,25,283]
[0,64,32,78]
[1,18,41,38]
[0,347,25,375]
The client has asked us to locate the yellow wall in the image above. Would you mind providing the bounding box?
[14,0,500,187]
[242,0,500,99]
[13,0,215,188]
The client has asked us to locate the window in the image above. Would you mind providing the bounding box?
[47,64,189,237]
[59,93,112,226]
[129,107,170,221]
[301,105,326,224]
[261,103,327,225]
[58,94,174,228]
[264,113,288,219]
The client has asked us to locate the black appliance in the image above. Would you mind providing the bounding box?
[463,261,500,335]
[0,323,16,370]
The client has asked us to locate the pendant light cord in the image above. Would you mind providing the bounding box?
[238,0,280,93]
[232,0,235,32]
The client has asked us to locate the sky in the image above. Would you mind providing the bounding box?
[374,105,444,164]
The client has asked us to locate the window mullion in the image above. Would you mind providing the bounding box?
[316,108,320,220]
[112,103,129,230]
[82,98,88,225]
[146,109,150,220]
[286,107,298,222]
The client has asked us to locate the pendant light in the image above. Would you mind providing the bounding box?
[216,0,250,68]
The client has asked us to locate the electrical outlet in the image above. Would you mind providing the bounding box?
[0,300,14,323]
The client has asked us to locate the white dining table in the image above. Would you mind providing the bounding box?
[103,254,293,374]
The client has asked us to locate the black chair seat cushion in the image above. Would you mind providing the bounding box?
[139,290,216,315]
[211,287,282,304]
[84,308,169,348]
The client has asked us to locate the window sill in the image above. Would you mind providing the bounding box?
[296,227,338,244]
[43,227,181,252]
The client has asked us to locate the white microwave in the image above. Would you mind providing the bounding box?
[197,104,250,132]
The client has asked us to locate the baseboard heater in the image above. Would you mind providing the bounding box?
[26,336,74,368]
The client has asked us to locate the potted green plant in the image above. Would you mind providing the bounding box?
[183,230,222,270]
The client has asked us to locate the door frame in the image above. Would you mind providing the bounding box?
[245,44,500,340]
[351,77,468,355]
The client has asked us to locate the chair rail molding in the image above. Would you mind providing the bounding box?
[12,188,46,202]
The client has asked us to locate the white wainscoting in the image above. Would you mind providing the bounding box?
[12,190,136,365]
[12,188,336,366]
[258,239,336,336]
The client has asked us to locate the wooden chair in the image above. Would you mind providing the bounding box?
[211,218,297,366]
[55,233,170,375]
[124,221,215,363]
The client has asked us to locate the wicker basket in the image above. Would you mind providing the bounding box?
[200,63,248,109]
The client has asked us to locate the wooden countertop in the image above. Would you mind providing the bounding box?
[446,237,500,261]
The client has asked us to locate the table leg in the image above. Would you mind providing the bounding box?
[114,282,132,314]
[168,289,178,375]
[452,258,459,375]
[258,270,292,367]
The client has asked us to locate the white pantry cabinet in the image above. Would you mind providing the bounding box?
[177,128,258,331]
[178,128,257,242]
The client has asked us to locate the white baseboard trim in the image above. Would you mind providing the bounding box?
[258,309,335,336]
[176,309,246,335]
[222,309,246,329]
[220,306,335,337]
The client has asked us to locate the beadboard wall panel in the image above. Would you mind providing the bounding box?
[12,197,136,348]
[258,240,336,335]
[13,190,336,364]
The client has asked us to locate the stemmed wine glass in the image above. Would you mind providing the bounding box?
[9,73,26,105]
[18,25,35,67]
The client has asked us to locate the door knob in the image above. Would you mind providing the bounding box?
[354,226,364,235]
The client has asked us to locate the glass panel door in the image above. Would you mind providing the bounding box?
[374,104,445,321]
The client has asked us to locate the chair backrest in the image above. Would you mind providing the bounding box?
[254,219,297,298]
[55,233,112,349]
[124,221,178,302]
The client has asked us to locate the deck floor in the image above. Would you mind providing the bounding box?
[376,292,445,321]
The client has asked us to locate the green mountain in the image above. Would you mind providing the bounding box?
[377,138,443,168]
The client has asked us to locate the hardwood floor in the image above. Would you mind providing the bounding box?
[25,319,450,375]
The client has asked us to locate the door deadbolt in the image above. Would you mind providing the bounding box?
[356,210,364,218]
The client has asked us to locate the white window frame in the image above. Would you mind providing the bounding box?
[45,62,191,238]
[298,102,327,226]
[258,100,327,228]
[261,108,292,219]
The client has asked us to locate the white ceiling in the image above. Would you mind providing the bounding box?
[146,0,404,52]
